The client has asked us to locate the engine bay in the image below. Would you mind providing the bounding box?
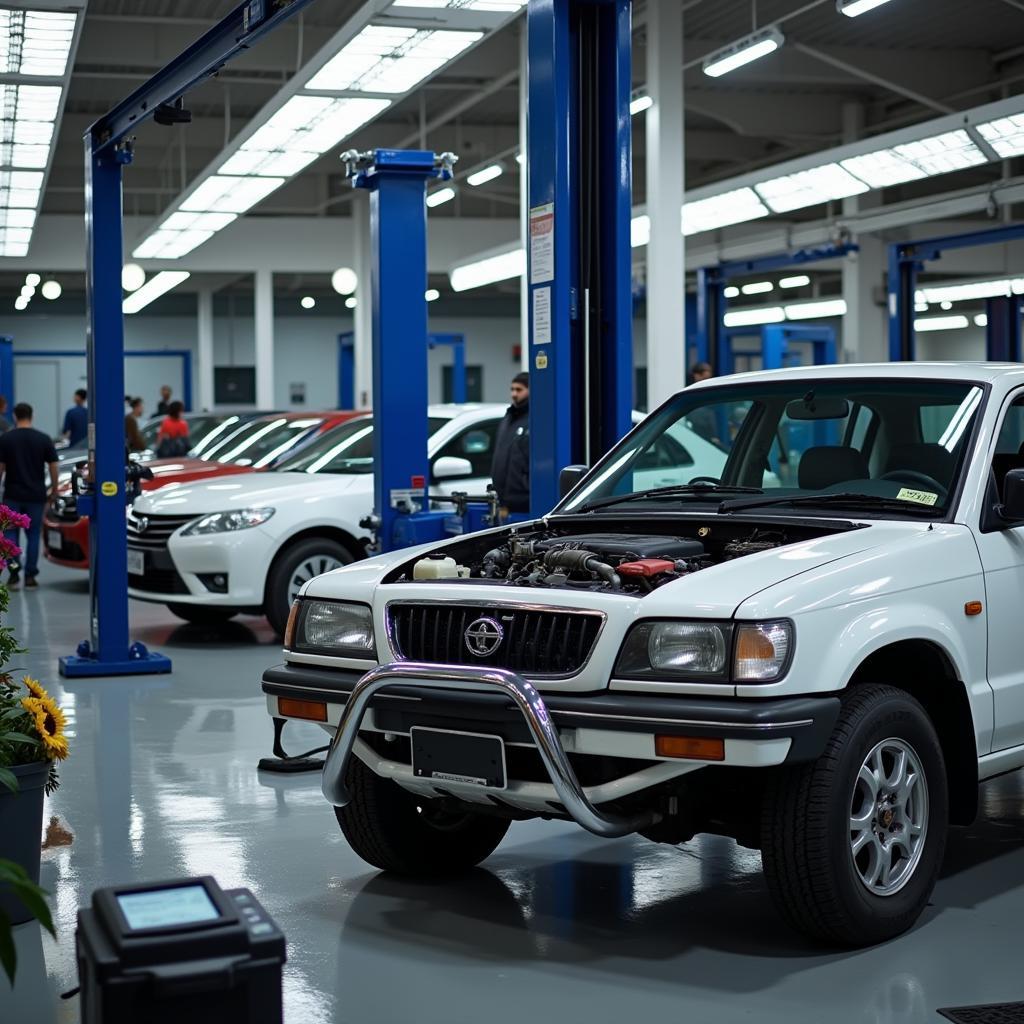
[385,517,859,595]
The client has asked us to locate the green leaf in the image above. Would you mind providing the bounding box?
[0,906,15,985]
[0,861,54,938]
[0,766,16,794]
[0,732,38,746]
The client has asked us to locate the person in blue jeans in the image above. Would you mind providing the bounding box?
[0,403,59,588]
[62,388,88,447]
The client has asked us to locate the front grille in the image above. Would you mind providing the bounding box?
[387,603,603,677]
[129,566,189,594]
[126,511,196,551]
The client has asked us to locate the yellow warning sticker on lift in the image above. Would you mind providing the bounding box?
[101,482,118,497]
[896,487,937,506]
[535,352,548,370]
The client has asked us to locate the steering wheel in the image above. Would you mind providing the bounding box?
[687,476,722,486]
[879,469,947,498]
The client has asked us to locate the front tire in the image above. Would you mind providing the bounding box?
[760,684,947,947]
[335,756,510,875]
[265,537,353,637]
[167,603,238,624]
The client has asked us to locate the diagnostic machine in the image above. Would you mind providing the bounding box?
[76,875,285,1023]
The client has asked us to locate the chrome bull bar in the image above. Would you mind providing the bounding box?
[320,661,657,838]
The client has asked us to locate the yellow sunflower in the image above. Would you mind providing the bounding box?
[23,676,49,701]
[21,694,69,761]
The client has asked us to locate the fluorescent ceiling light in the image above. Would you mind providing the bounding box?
[308,26,482,93]
[301,296,315,309]
[426,186,456,207]
[779,275,810,288]
[914,315,969,332]
[915,302,929,312]
[345,296,357,309]
[332,267,358,295]
[892,130,985,176]
[837,0,895,15]
[180,175,285,214]
[630,214,650,248]
[916,277,1024,304]
[741,281,773,295]
[391,0,526,10]
[123,271,190,315]
[839,149,927,188]
[682,187,770,235]
[25,272,39,286]
[14,295,27,310]
[40,278,60,300]
[723,306,785,327]
[703,27,783,79]
[975,313,989,327]
[756,163,868,213]
[978,114,1024,158]
[630,94,653,116]
[122,263,145,292]
[466,163,502,187]
[785,298,847,320]
[450,247,525,291]
[723,286,740,298]
[425,288,440,302]
[0,10,77,77]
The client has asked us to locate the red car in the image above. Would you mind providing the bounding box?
[45,411,359,570]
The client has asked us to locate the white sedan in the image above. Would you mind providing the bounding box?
[126,404,727,634]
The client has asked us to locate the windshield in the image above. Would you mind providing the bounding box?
[558,378,984,518]
[274,417,448,474]
[209,416,326,468]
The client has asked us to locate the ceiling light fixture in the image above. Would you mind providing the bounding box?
[779,275,810,288]
[975,313,989,328]
[14,295,27,311]
[629,93,653,116]
[630,214,650,248]
[723,286,740,298]
[723,306,785,327]
[682,187,770,235]
[425,288,440,302]
[123,271,190,315]
[391,0,526,10]
[978,114,1024,158]
[450,246,526,292]
[300,296,315,309]
[703,27,783,79]
[426,186,456,208]
[915,277,1024,304]
[121,263,145,292]
[914,315,969,332]
[784,298,847,320]
[24,272,39,287]
[40,278,60,300]
[345,296,357,309]
[331,267,358,295]
[466,163,503,187]
[741,281,774,295]
[756,163,868,213]
[837,0,895,16]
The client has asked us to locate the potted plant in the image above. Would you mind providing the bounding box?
[0,506,66,983]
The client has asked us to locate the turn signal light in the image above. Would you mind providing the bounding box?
[278,697,327,722]
[655,735,725,761]
[283,601,301,648]
[735,628,775,662]
[965,601,983,616]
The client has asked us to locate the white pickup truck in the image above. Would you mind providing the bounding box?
[262,363,1024,947]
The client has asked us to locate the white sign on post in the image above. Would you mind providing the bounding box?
[532,286,552,345]
[529,203,554,284]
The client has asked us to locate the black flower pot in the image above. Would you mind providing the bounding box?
[0,761,47,925]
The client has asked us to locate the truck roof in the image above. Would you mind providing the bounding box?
[692,361,1024,388]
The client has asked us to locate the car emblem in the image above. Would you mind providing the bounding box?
[464,616,504,657]
[136,516,149,534]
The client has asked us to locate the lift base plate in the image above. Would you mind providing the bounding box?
[59,652,173,678]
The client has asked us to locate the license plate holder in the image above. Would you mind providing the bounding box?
[47,529,62,550]
[126,548,144,576]
[411,727,506,790]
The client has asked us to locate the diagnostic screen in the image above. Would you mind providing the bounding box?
[117,885,220,931]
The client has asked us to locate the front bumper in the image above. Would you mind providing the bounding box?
[43,512,90,569]
[263,661,841,831]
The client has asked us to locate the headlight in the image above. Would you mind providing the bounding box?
[181,507,275,536]
[295,600,374,656]
[733,621,792,682]
[615,619,793,683]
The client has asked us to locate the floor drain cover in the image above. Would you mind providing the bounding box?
[939,1003,1024,1023]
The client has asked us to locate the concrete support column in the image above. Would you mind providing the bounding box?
[197,288,214,411]
[254,268,274,408]
[353,192,373,408]
[645,0,686,406]
[842,235,887,363]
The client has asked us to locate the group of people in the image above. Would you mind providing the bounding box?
[0,383,190,588]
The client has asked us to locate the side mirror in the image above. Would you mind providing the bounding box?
[433,455,473,480]
[1001,468,1024,522]
[559,464,589,499]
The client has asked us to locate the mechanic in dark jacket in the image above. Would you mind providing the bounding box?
[491,371,530,514]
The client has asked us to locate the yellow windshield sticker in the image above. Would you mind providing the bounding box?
[896,487,938,506]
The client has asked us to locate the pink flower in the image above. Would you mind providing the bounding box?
[0,505,30,531]
[0,535,21,567]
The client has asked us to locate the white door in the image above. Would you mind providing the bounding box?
[14,359,61,436]
[430,418,501,498]
[125,356,186,414]
[975,389,1024,750]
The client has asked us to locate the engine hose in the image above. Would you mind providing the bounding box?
[481,547,511,578]
[543,549,621,589]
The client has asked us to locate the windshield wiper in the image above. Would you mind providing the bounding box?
[718,491,944,516]
[575,483,764,513]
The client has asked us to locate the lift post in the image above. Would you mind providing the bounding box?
[526,0,634,513]
[888,224,1024,362]
[343,149,455,553]
[695,243,857,376]
[59,0,318,677]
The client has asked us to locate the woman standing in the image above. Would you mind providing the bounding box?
[155,401,190,457]
[124,397,146,452]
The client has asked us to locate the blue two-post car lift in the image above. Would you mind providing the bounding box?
[59,0,321,677]
[888,223,1024,363]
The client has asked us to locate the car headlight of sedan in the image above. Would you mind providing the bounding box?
[181,507,275,536]
[614,619,793,683]
[292,600,375,657]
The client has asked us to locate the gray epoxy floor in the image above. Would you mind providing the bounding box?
[2,563,1024,1023]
